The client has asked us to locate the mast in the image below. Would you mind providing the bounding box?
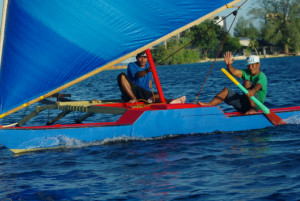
[145,49,166,103]
[0,0,8,69]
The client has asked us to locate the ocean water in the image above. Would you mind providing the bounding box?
[0,56,300,200]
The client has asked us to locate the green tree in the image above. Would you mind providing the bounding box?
[288,0,300,53]
[222,35,242,53]
[152,38,199,65]
[187,20,225,59]
[249,0,300,54]
[152,19,245,64]
[234,16,259,54]
[234,16,249,37]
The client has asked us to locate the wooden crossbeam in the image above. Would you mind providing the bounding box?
[46,110,72,125]
[17,100,127,126]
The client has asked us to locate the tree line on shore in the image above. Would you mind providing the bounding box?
[152,0,299,65]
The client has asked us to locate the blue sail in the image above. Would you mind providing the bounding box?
[0,0,241,116]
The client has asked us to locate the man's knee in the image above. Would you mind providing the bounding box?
[118,73,129,87]
[222,87,228,93]
[117,72,126,82]
[220,87,230,99]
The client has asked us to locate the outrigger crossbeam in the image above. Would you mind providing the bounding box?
[16,96,126,127]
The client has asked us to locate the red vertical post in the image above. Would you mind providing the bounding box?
[145,49,166,103]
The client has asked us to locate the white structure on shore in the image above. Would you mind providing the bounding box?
[239,38,251,46]
[213,16,227,32]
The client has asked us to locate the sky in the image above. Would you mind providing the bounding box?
[219,0,256,35]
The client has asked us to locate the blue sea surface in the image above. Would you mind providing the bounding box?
[0,56,300,200]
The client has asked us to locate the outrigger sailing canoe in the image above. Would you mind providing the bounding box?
[0,0,299,154]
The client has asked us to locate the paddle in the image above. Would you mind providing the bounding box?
[221,68,285,126]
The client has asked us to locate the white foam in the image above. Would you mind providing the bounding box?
[284,114,300,124]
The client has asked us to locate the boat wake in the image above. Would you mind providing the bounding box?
[284,114,300,124]
[81,135,181,147]
[20,134,182,153]
[22,135,86,150]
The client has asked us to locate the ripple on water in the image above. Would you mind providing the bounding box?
[0,57,300,200]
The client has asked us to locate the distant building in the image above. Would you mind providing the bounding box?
[265,13,286,22]
[239,37,250,47]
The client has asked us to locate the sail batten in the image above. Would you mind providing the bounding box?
[0,0,243,118]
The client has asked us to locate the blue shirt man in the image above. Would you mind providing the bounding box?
[117,51,186,104]
[127,60,152,91]
[117,51,155,103]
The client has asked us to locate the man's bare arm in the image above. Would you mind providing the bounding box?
[134,67,151,78]
[224,51,243,78]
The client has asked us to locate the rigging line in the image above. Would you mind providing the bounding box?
[47,96,53,124]
[72,111,77,123]
[156,10,237,66]
[22,107,28,119]
[193,8,241,104]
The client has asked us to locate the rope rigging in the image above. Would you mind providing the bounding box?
[193,9,240,103]
[149,0,248,105]
[157,10,238,66]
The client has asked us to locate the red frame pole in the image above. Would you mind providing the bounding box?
[145,49,166,103]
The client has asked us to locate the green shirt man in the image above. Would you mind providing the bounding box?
[241,69,267,103]
[198,52,268,114]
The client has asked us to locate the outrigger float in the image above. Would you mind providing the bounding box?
[0,0,299,154]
